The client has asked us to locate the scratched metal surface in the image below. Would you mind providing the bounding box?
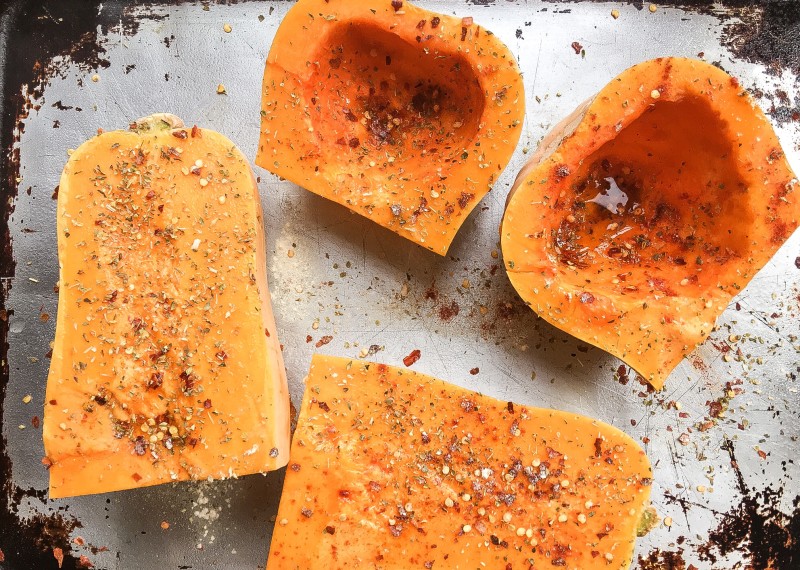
[3,1,800,568]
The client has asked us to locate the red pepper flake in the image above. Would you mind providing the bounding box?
[431,16,440,28]
[172,129,188,139]
[391,0,403,11]
[318,401,331,412]
[316,335,333,348]
[469,367,479,375]
[53,547,64,568]
[594,437,603,457]
[133,436,147,456]
[757,449,768,460]
[147,372,164,390]
[438,300,460,321]
[132,473,142,482]
[180,371,194,392]
[290,463,301,472]
[306,335,313,343]
[215,350,228,361]
[325,525,336,534]
[571,41,583,54]
[191,125,201,138]
[31,416,40,428]
[579,292,595,304]
[348,137,360,149]
[403,349,421,367]
[0,549,4,562]
[507,401,514,413]
[416,19,426,29]
[462,16,473,26]
[420,431,430,444]
[458,192,474,209]
[203,399,213,409]
[301,507,313,518]
[77,555,94,568]
[795,256,800,269]
[616,365,630,385]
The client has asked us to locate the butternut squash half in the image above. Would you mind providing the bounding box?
[44,114,290,498]
[256,0,524,255]
[502,58,799,389]
[267,355,653,570]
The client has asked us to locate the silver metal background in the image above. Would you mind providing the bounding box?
[5,1,799,568]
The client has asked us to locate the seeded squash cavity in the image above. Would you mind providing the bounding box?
[502,58,799,389]
[257,0,524,255]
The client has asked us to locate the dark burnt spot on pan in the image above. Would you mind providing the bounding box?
[540,2,798,76]
[694,440,800,567]
[661,439,800,568]
[637,548,689,570]
[0,2,165,567]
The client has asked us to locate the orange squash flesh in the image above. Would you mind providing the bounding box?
[502,58,799,389]
[267,355,653,570]
[256,0,524,255]
[44,115,290,498]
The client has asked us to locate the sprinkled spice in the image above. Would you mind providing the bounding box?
[403,349,421,367]
[267,356,653,568]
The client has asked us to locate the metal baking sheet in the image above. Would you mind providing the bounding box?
[1,1,799,568]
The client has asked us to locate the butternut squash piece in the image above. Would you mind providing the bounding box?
[256,0,524,255]
[44,114,290,498]
[267,355,653,570]
[502,58,799,389]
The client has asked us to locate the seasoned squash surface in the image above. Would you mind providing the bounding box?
[44,115,290,498]
[267,355,653,570]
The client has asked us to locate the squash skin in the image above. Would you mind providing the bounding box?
[256,0,524,255]
[267,355,653,570]
[501,57,799,389]
[44,117,290,498]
